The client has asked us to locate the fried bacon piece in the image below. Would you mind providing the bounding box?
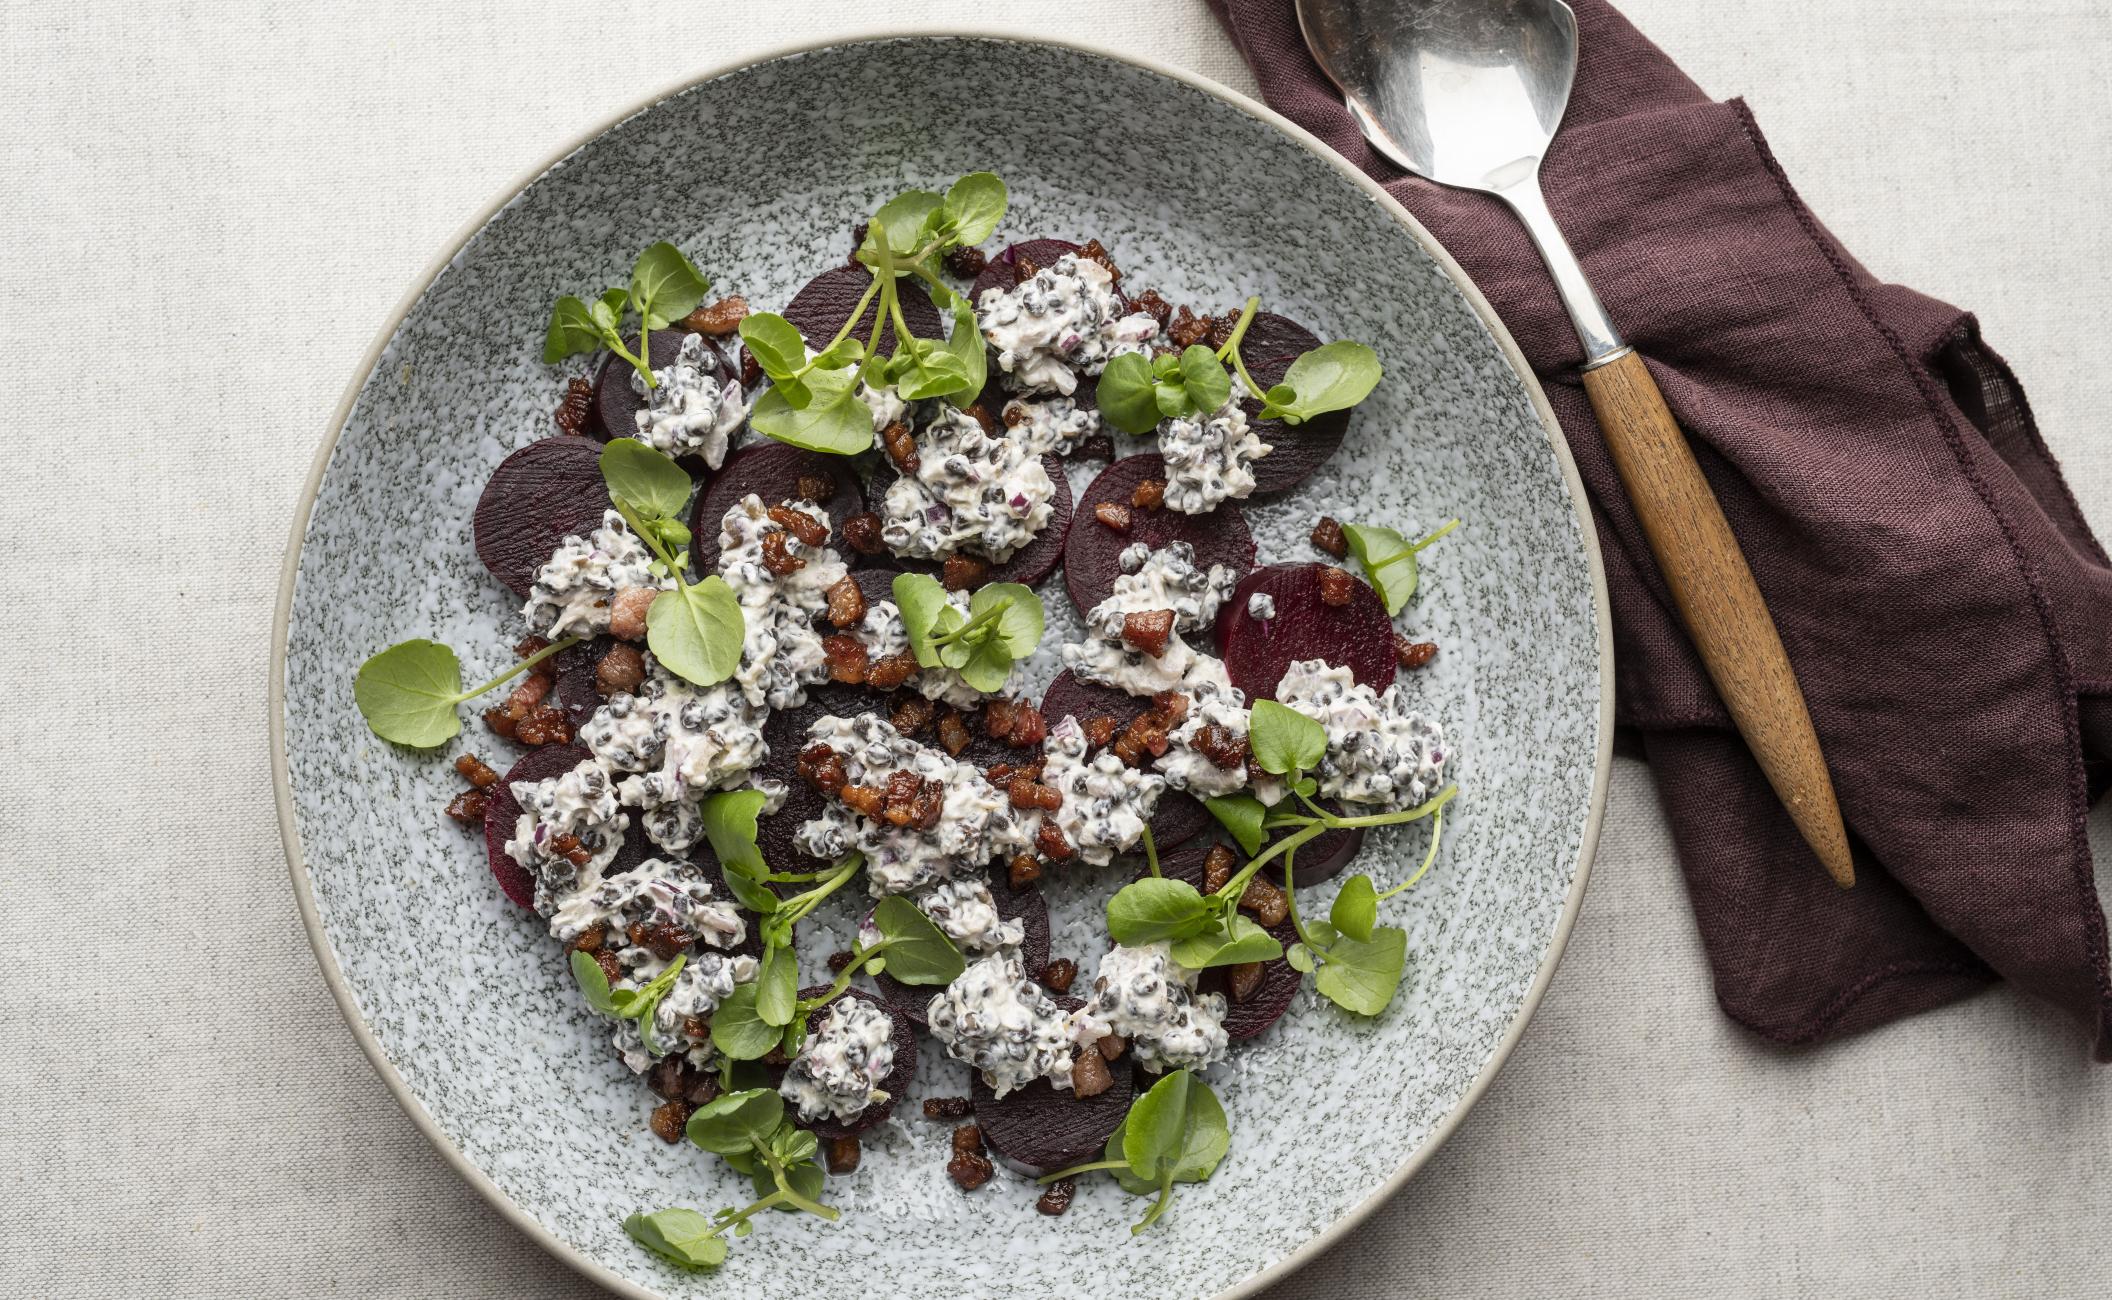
[1008,854,1043,888]
[767,504,828,548]
[983,698,1048,749]
[1120,609,1176,657]
[1310,515,1348,557]
[1035,820,1075,862]
[865,652,919,690]
[890,695,937,737]
[453,754,500,788]
[1238,874,1289,928]
[1316,565,1357,607]
[1395,635,1439,670]
[1070,1047,1114,1099]
[760,531,804,576]
[1037,958,1077,994]
[935,709,971,757]
[1007,777,1063,811]
[881,420,919,473]
[941,554,990,592]
[1093,502,1132,533]
[553,377,595,435]
[595,642,647,695]
[821,634,869,685]
[443,788,488,825]
[1202,843,1238,894]
[824,575,867,628]
[678,295,748,336]
[840,511,886,555]
[796,743,848,794]
[1130,479,1165,511]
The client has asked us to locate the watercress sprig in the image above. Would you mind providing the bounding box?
[739,174,1006,455]
[1038,1070,1230,1234]
[1096,293,1384,435]
[545,242,713,390]
[623,1089,837,1270]
[354,635,580,747]
[893,572,1044,692]
[596,438,745,688]
[1340,518,1460,616]
[568,951,689,1054]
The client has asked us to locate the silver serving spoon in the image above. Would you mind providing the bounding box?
[1297,0,1855,887]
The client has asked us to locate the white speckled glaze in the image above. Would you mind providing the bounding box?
[272,33,1610,1300]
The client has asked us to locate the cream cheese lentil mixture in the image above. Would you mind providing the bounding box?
[354,173,1459,1272]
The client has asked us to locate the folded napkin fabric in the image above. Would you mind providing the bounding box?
[1210,0,2112,1057]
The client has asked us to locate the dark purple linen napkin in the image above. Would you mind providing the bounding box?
[1209,0,2112,1056]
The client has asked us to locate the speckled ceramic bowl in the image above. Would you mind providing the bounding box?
[272,32,1610,1300]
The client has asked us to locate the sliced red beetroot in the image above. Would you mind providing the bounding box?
[867,452,1073,587]
[1138,839,1300,1040]
[550,637,621,727]
[481,742,653,909]
[781,265,942,358]
[1231,310,1350,493]
[688,442,865,551]
[781,986,918,1139]
[754,682,886,876]
[1215,563,1395,702]
[876,875,1051,1026]
[1039,670,1210,850]
[1064,454,1256,617]
[967,238,1083,306]
[472,437,613,599]
[592,329,736,448]
[970,995,1136,1175]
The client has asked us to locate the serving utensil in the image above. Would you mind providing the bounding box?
[1296,0,1853,886]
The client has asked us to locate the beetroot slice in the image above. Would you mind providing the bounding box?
[1038,670,1210,850]
[1138,839,1300,1040]
[782,986,918,1139]
[1233,311,1349,493]
[592,329,736,448]
[481,742,652,908]
[1064,454,1256,618]
[970,995,1135,1175]
[472,438,613,599]
[782,265,942,358]
[1215,563,1396,702]
[688,442,865,550]
[876,875,1051,1026]
[550,637,626,727]
[755,682,886,876]
[867,452,1073,587]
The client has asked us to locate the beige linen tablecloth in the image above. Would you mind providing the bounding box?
[5,2,2108,1295]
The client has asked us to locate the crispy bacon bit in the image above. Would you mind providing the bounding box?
[948,1127,994,1191]
[1076,238,1121,281]
[760,530,804,576]
[740,350,762,388]
[923,1096,973,1120]
[1110,708,1173,767]
[1097,1033,1128,1062]
[1206,311,1240,350]
[513,705,573,747]
[1317,565,1356,607]
[935,709,971,756]
[1008,854,1043,888]
[1166,305,1210,348]
[648,1099,692,1144]
[767,504,829,548]
[795,473,837,505]
[648,1055,692,1101]
[607,587,658,641]
[909,779,945,833]
[553,377,595,435]
[882,771,925,826]
[1129,288,1174,327]
[1014,254,1043,280]
[1121,610,1177,658]
[1001,402,1028,428]
[941,554,990,592]
[1037,958,1077,994]
[822,634,870,685]
[1082,715,1118,749]
[649,1056,719,1107]
[1192,723,1248,771]
[1239,875,1290,928]
[628,921,691,962]
[1035,820,1075,862]
[1203,843,1238,894]
[550,833,590,868]
[824,576,867,628]
[824,1135,862,1175]
[890,695,937,737]
[453,754,500,788]
[1130,479,1166,511]
[595,642,648,696]
[943,245,987,278]
[984,698,1049,749]
[1225,961,1266,1004]
[1036,1178,1077,1216]
[568,922,608,954]
[866,651,919,690]
[962,403,997,434]
[881,420,919,473]
[841,511,886,555]
[1008,777,1063,812]
[488,673,553,739]
[679,294,748,336]
[592,948,624,985]
[797,743,848,794]
[1070,1047,1115,1099]
[951,1124,985,1157]
[1396,635,1439,670]
[443,788,489,825]
[1093,502,1133,533]
[1310,515,1348,557]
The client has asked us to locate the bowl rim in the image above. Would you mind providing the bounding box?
[270,28,1612,1300]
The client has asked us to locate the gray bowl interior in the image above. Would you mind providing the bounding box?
[278,35,1606,1300]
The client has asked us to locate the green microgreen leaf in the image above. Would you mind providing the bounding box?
[891,334,975,401]
[699,790,776,914]
[1256,340,1382,425]
[1103,1070,1231,1231]
[1311,925,1408,1016]
[623,1208,727,1270]
[685,1088,785,1156]
[544,294,612,364]
[1105,878,1215,947]
[353,639,464,747]
[857,190,945,269]
[1248,700,1328,778]
[1202,796,1266,856]
[600,438,693,524]
[569,948,624,1016]
[737,311,807,381]
[1096,351,1163,435]
[591,287,629,335]
[893,573,956,669]
[1285,943,1316,974]
[1340,523,1425,616]
[940,172,1007,248]
[870,895,967,985]
[926,281,988,400]
[1168,913,1284,970]
[630,241,711,330]
[756,943,799,1028]
[750,366,872,454]
[707,983,780,1061]
[1177,344,1231,413]
[1329,874,1379,944]
[645,575,744,687]
[972,582,1044,657]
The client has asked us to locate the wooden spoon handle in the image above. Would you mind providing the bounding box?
[1581,349,1854,887]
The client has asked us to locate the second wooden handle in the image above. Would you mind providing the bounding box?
[1582,350,1854,888]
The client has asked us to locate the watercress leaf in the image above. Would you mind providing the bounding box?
[815,336,864,369]
[623,1208,726,1270]
[543,295,606,364]
[1169,914,1283,970]
[354,639,464,747]
[685,1087,785,1156]
[1166,1078,1229,1183]
[894,339,974,402]
[1202,795,1266,856]
[1329,874,1379,944]
[720,1148,757,1176]
[1303,918,1339,949]
[1312,925,1408,1016]
[776,1125,818,1166]
[1248,700,1328,777]
[568,948,624,1016]
[1153,377,1194,420]
[893,573,955,669]
[756,944,798,1027]
[954,633,1013,693]
[1285,942,1316,974]
[971,582,1045,658]
[1103,1117,1157,1196]
[737,312,808,381]
[699,789,769,882]
[591,287,629,334]
[941,172,1007,248]
[779,1017,806,1060]
[750,367,871,455]
[630,241,711,330]
[1257,340,1382,424]
[1291,775,1317,798]
[1124,1068,1227,1185]
[1339,522,1418,615]
[871,895,967,985]
[707,984,780,1060]
[1097,352,1163,435]
[600,438,693,524]
[1177,344,1231,414]
[646,575,744,687]
[932,285,989,401]
[1105,878,1214,947]
[858,190,945,267]
[721,867,780,916]
[1150,352,1182,380]
[776,1158,826,1208]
